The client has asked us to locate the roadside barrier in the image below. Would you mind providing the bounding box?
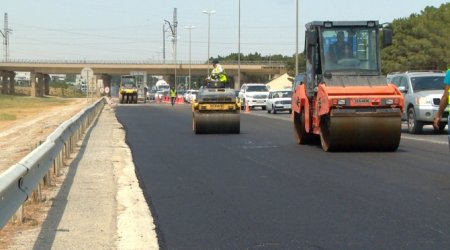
[176,97,184,104]
[163,96,170,104]
[0,97,106,229]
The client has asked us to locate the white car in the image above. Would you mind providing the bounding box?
[238,83,269,110]
[266,90,292,114]
[184,89,198,103]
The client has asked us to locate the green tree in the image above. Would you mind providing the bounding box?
[382,3,450,73]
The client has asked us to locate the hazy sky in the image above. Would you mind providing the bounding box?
[1,0,448,62]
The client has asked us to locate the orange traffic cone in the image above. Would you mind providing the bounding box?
[245,100,250,113]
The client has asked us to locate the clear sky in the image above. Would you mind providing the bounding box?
[1,0,448,62]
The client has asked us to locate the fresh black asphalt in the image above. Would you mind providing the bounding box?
[116,103,450,249]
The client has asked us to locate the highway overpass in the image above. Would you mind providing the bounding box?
[0,59,286,75]
[0,59,287,96]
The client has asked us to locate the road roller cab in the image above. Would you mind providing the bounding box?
[292,20,404,151]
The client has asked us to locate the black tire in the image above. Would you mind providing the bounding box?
[293,110,312,145]
[262,106,266,110]
[407,108,423,134]
[267,108,271,114]
[289,109,292,114]
[319,115,332,152]
[273,106,277,114]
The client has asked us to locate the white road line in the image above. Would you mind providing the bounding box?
[401,134,449,145]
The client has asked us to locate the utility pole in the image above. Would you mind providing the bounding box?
[0,13,12,61]
[162,23,167,64]
[295,0,299,76]
[164,8,178,88]
[203,10,216,75]
[185,26,195,90]
[238,0,241,88]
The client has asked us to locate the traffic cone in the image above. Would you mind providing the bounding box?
[245,100,250,113]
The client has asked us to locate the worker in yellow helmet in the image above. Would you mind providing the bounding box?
[207,59,228,88]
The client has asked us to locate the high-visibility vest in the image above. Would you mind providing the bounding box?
[170,89,177,97]
[212,65,228,83]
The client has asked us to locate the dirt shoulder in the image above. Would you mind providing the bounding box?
[0,97,91,173]
[0,97,158,249]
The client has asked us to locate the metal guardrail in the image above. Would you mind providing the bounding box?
[0,97,106,229]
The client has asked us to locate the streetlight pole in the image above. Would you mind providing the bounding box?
[295,0,299,76]
[202,10,216,75]
[185,26,195,90]
[238,0,241,88]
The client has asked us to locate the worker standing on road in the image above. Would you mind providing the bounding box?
[208,59,228,88]
[433,67,450,147]
[170,87,177,106]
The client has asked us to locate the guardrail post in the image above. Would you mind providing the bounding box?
[12,206,24,224]
[31,180,43,202]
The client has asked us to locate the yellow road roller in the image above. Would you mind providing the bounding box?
[192,87,241,134]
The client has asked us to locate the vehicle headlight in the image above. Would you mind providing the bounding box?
[417,97,432,105]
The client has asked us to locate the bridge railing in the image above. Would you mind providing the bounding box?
[0,97,106,229]
[0,59,286,67]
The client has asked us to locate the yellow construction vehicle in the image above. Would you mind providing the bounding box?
[192,81,241,134]
[119,75,138,104]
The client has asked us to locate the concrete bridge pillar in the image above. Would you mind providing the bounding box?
[8,71,16,94]
[30,72,37,97]
[44,74,50,95]
[1,71,8,94]
[34,73,45,97]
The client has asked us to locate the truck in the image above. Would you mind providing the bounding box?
[153,79,170,100]
[291,21,404,151]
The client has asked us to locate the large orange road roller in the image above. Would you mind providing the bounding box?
[192,86,240,134]
[292,21,404,151]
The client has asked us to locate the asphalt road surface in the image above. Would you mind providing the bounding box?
[116,103,450,249]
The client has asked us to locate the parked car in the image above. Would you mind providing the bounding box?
[266,89,292,114]
[388,71,447,133]
[238,83,269,110]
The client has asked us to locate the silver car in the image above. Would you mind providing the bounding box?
[388,71,448,134]
[266,90,292,114]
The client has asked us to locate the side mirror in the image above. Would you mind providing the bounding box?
[382,29,393,48]
[398,86,407,93]
[307,30,318,46]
